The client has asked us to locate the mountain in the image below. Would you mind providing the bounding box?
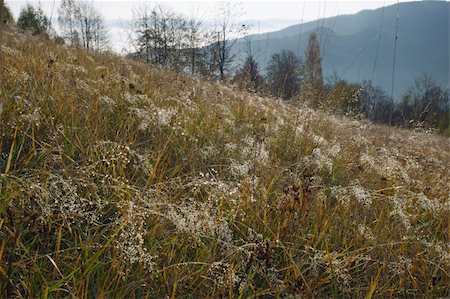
[233,1,449,99]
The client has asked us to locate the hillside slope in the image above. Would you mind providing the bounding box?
[0,31,449,297]
[235,1,449,99]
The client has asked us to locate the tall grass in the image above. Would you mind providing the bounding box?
[0,31,449,298]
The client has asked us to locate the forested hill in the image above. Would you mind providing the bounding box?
[235,1,449,99]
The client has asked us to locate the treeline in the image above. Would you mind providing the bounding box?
[233,32,449,135]
[129,2,248,80]
[2,1,448,134]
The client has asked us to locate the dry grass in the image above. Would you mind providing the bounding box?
[0,31,449,298]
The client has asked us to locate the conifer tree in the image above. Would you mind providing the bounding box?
[301,32,324,93]
[17,4,50,36]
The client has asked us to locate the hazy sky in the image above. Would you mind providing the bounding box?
[6,0,420,22]
[6,0,423,52]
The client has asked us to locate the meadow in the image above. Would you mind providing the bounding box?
[0,31,449,298]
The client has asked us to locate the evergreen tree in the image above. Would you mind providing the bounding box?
[1,1,14,25]
[301,32,324,93]
[233,55,264,92]
[17,4,50,36]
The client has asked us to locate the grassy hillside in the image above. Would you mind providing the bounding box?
[0,31,449,298]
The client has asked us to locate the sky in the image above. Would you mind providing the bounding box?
[6,0,422,52]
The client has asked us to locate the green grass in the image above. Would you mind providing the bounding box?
[0,31,449,298]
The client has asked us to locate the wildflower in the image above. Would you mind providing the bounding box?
[295,125,304,136]
[312,148,333,172]
[360,153,375,168]
[241,137,270,165]
[389,197,411,231]
[156,108,177,126]
[19,108,42,126]
[357,224,375,241]
[328,143,341,157]
[351,179,372,207]
[99,95,116,107]
[330,185,350,207]
[416,193,440,213]
[230,160,250,177]
[389,256,412,275]
[1,45,22,57]
[312,134,328,146]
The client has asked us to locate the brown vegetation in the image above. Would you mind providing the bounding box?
[0,31,449,298]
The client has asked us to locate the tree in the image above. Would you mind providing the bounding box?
[58,0,79,45]
[17,4,50,36]
[327,79,362,115]
[266,50,301,100]
[58,0,109,51]
[233,37,264,92]
[301,32,324,93]
[360,80,392,123]
[133,4,187,69]
[185,16,203,75]
[214,1,246,80]
[397,73,449,132]
[233,55,264,92]
[1,1,13,25]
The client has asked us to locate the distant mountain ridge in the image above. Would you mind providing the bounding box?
[234,1,449,99]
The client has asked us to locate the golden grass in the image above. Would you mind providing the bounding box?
[0,31,449,298]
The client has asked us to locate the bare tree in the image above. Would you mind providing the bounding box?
[183,16,202,74]
[133,4,187,69]
[360,80,392,123]
[398,73,449,129]
[214,1,246,80]
[58,0,109,51]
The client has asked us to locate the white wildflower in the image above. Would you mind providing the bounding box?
[156,108,177,126]
[389,256,412,275]
[330,185,350,207]
[19,108,42,126]
[201,145,219,160]
[417,193,440,213]
[360,153,375,168]
[99,95,116,107]
[328,144,341,157]
[389,197,411,231]
[295,125,304,136]
[351,180,372,207]
[230,160,250,177]
[312,148,333,172]
[312,134,328,146]
[357,224,375,241]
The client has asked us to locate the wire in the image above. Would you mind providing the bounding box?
[320,0,327,46]
[368,1,385,122]
[389,0,400,127]
[263,32,269,67]
[371,0,385,82]
[322,4,339,60]
[296,0,306,58]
